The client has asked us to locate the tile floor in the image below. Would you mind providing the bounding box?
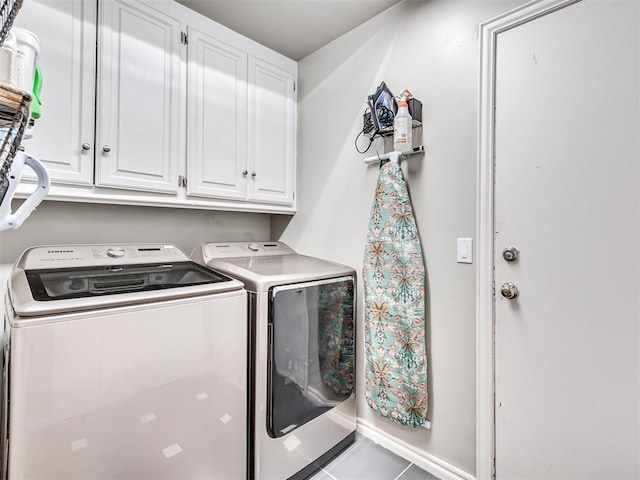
[308,435,440,480]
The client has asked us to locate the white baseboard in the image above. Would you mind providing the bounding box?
[356,418,476,480]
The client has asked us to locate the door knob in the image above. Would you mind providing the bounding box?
[251,171,257,177]
[500,282,519,299]
[502,247,520,262]
[242,170,248,176]
[102,145,111,153]
[81,143,91,151]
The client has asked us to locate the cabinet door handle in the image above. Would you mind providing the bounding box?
[242,170,248,176]
[251,171,257,177]
[102,145,111,153]
[82,143,91,151]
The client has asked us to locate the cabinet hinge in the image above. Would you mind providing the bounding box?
[293,81,296,92]
[178,175,187,188]
[180,31,188,45]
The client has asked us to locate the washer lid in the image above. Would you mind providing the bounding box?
[207,254,355,292]
[8,244,244,317]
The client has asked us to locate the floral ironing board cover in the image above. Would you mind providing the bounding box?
[363,160,428,427]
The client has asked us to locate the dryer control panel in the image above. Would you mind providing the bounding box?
[200,242,296,262]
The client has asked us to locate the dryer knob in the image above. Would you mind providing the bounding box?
[107,247,125,258]
[248,243,260,252]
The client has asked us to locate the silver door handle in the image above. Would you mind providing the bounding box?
[500,282,519,299]
[251,171,257,177]
[102,145,111,153]
[82,143,91,151]
[242,170,248,176]
[502,247,520,262]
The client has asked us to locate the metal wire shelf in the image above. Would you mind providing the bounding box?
[0,84,30,193]
[0,0,29,190]
[0,0,50,232]
[0,0,22,47]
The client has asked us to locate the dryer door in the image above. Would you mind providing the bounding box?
[267,276,354,438]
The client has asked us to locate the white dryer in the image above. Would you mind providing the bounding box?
[2,244,247,480]
[193,242,356,480]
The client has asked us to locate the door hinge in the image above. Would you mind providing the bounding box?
[180,31,188,45]
[178,175,187,188]
[293,81,296,92]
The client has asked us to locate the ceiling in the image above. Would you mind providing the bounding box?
[174,0,403,61]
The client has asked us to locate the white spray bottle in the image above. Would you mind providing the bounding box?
[393,89,413,153]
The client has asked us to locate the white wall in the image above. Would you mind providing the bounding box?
[273,0,525,476]
[0,200,270,294]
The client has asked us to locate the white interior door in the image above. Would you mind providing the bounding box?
[494,1,639,478]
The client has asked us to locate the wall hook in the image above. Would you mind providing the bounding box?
[363,145,425,165]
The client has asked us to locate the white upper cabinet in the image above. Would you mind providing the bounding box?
[14,0,96,185]
[13,0,297,212]
[186,26,248,200]
[96,0,184,194]
[247,57,295,205]
[186,28,296,206]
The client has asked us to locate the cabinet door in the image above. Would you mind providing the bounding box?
[96,0,183,194]
[247,57,295,205]
[14,0,96,186]
[186,27,247,200]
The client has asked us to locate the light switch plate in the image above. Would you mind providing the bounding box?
[457,238,473,264]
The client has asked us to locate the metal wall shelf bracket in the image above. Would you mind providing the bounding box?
[363,145,425,165]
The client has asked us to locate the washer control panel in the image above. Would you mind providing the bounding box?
[106,247,125,258]
[19,244,188,269]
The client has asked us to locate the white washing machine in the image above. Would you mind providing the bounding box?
[2,244,248,480]
[193,242,356,480]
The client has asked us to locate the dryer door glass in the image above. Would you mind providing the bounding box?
[267,276,354,438]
